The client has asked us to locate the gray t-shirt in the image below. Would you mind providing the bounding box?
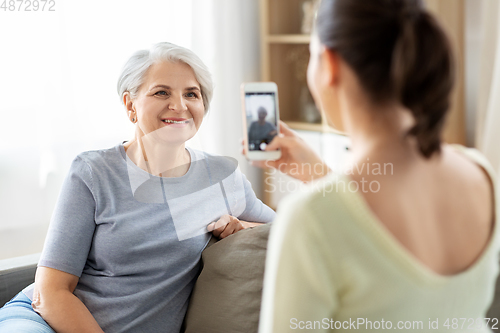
[248,121,277,142]
[23,143,275,332]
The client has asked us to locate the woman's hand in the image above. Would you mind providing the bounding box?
[207,215,244,239]
[247,121,331,182]
[207,215,263,239]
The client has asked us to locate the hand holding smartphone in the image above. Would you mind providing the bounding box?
[241,82,282,161]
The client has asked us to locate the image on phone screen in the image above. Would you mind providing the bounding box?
[245,92,278,151]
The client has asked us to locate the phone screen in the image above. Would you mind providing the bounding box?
[245,92,278,151]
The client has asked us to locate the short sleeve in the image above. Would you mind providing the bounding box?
[248,123,257,141]
[38,155,97,277]
[237,170,275,223]
[259,194,338,333]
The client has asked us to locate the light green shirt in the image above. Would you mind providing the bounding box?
[260,145,499,332]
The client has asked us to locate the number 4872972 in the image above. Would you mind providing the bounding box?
[1,0,56,11]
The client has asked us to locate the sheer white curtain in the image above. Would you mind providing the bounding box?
[476,0,500,174]
[189,0,262,190]
[0,0,259,259]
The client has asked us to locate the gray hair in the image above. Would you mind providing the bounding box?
[117,42,214,113]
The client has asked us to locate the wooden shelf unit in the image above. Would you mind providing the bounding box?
[259,0,466,207]
[259,0,466,143]
[260,0,323,131]
[266,34,311,44]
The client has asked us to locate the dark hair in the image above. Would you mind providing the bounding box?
[316,0,455,158]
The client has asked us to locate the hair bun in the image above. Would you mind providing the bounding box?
[398,0,423,21]
[316,0,455,158]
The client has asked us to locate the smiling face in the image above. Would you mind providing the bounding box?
[127,61,205,144]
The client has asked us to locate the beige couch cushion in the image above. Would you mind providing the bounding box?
[183,223,271,333]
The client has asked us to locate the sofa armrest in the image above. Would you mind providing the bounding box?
[0,253,40,307]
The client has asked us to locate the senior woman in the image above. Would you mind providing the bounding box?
[257,0,499,332]
[0,42,275,332]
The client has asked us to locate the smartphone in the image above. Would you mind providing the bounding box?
[241,82,281,161]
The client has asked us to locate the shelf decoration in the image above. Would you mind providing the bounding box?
[285,46,321,124]
[301,0,320,34]
[299,86,321,124]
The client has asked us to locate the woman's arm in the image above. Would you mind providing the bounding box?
[33,267,104,333]
[33,156,102,332]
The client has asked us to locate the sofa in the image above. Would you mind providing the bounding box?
[0,224,272,332]
[1,224,500,332]
[0,253,41,307]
